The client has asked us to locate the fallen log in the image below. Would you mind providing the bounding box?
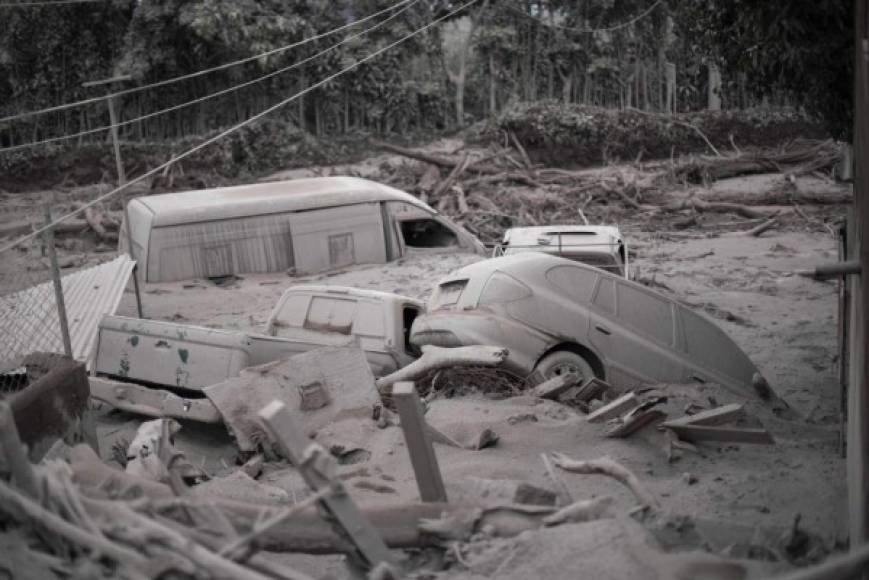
[372,140,517,178]
[433,152,471,200]
[375,345,508,394]
[659,198,771,219]
[701,189,853,206]
[745,215,780,237]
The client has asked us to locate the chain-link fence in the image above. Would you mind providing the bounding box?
[0,211,71,373]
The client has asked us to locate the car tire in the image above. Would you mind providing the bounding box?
[535,350,595,382]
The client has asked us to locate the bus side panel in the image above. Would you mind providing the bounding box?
[288,203,386,274]
[147,213,294,282]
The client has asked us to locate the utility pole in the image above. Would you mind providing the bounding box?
[82,74,131,186]
[849,0,869,559]
[82,74,144,318]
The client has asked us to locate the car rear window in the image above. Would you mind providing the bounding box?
[480,272,532,305]
[616,283,674,345]
[431,279,468,310]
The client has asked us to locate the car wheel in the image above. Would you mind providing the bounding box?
[535,350,595,382]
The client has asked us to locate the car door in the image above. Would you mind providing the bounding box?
[509,264,597,342]
[593,280,685,385]
[676,306,758,393]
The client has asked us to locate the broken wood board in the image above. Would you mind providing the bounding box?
[258,400,396,570]
[204,346,379,452]
[606,409,666,438]
[393,382,448,502]
[659,403,744,429]
[533,372,579,400]
[587,392,638,423]
[570,377,613,402]
[665,424,775,445]
[89,376,221,423]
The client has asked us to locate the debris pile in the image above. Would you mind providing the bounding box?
[371,134,845,244]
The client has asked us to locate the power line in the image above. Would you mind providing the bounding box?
[509,0,663,34]
[0,0,414,124]
[0,0,420,153]
[0,0,481,254]
[0,0,104,6]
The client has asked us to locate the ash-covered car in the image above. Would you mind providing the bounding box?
[494,225,628,278]
[410,253,771,399]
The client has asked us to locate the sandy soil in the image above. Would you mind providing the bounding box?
[0,149,850,578]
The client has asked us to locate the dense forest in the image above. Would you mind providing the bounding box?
[0,0,853,162]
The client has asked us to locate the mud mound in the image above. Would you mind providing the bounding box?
[487,102,827,168]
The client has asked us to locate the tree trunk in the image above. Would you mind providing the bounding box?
[488,53,497,115]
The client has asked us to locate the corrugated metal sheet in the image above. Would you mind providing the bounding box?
[0,256,135,370]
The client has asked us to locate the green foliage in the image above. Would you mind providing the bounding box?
[673,0,853,139]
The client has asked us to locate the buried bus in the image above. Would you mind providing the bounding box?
[120,176,485,282]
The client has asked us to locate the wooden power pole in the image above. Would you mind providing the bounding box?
[849,0,869,556]
[82,74,131,186]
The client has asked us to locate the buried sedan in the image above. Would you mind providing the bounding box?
[410,253,772,400]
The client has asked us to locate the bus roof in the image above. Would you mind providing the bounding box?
[131,176,435,227]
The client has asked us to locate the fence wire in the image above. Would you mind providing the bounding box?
[0,223,69,372]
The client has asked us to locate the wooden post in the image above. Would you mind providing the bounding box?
[43,206,72,358]
[82,75,131,187]
[257,401,396,570]
[392,382,448,503]
[848,0,869,558]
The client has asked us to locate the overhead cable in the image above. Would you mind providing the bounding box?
[0,0,414,123]
[0,0,420,153]
[0,0,482,253]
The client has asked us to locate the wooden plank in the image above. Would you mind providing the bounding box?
[605,409,666,438]
[533,373,578,400]
[392,382,448,503]
[89,377,222,423]
[667,424,774,445]
[569,377,612,403]
[586,392,638,423]
[257,401,395,569]
[659,403,744,429]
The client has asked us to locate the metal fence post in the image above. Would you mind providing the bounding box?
[43,207,72,358]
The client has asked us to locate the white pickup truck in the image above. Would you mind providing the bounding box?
[92,285,424,391]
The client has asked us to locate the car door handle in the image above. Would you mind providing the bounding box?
[594,325,611,335]
[690,374,707,384]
